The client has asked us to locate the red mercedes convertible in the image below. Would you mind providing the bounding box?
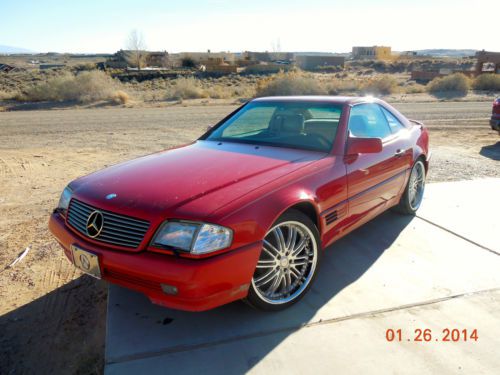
[49,96,430,311]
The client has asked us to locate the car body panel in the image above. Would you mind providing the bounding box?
[49,96,430,311]
[491,98,500,133]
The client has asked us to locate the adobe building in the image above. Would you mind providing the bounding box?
[295,55,345,70]
[352,46,392,60]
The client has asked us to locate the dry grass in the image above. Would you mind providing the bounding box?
[325,79,361,95]
[0,90,19,100]
[19,70,130,104]
[167,77,207,100]
[404,83,427,94]
[111,90,130,104]
[427,73,470,98]
[256,70,326,97]
[472,74,500,91]
[361,75,399,95]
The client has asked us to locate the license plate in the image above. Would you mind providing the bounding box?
[71,244,101,279]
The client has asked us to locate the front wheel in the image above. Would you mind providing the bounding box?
[394,159,426,215]
[245,210,322,311]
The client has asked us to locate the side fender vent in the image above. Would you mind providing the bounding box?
[325,210,338,225]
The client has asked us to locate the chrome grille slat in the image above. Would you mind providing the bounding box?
[69,209,89,223]
[67,199,150,249]
[76,200,149,225]
[104,217,149,231]
[98,235,139,246]
[100,224,145,236]
[100,229,142,241]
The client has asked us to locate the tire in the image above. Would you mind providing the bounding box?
[394,159,426,215]
[245,209,322,311]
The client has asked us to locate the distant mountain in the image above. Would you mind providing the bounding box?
[414,49,477,57]
[0,45,36,54]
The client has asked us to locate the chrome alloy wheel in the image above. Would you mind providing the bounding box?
[252,221,318,305]
[408,161,425,210]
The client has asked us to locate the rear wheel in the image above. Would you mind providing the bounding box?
[395,159,426,215]
[245,210,321,311]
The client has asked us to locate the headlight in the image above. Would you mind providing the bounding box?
[57,186,73,213]
[152,221,232,254]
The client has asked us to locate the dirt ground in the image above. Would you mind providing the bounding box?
[0,102,499,374]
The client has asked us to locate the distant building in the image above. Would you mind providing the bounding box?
[295,55,345,70]
[243,51,294,63]
[145,51,169,68]
[176,51,235,64]
[352,46,392,60]
[475,50,500,74]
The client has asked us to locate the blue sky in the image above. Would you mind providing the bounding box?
[0,0,497,53]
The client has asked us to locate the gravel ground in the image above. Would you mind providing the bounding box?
[0,101,498,374]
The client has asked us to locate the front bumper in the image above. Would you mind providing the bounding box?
[49,213,262,311]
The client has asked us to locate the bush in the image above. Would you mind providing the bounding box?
[0,90,19,100]
[256,70,326,97]
[472,74,500,91]
[112,90,130,104]
[167,77,207,99]
[404,83,426,94]
[22,70,127,103]
[326,79,361,95]
[362,75,399,95]
[427,73,470,98]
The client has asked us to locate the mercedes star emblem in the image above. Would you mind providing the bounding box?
[86,210,104,238]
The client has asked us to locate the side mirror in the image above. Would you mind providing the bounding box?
[347,136,383,155]
[206,125,213,132]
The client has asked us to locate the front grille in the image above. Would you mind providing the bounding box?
[67,199,150,248]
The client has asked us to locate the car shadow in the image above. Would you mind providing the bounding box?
[0,275,107,374]
[105,210,415,372]
[480,141,500,161]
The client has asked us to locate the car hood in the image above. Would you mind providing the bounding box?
[71,140,325,220]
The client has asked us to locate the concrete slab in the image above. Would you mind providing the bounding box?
[105,179,500,374]
[106,289,500,375]
[418,178,500,254]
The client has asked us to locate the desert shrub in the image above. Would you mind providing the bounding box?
[404,83,426,94]
[256,70,325,97]
[361,75,399,95]
[112,90,130,104]
[472,74,500,91]
[427,73,470,98]
[205,85,233,99]
[232,84,256,98]
[326,79,361,95]
[73,63,97,71]
[22,70,127,103]
[0,90,19,100]
[167,77,207,99]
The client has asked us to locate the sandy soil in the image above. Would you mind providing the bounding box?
[0,102,499,374]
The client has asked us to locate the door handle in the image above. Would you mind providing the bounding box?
[394,149,406,157]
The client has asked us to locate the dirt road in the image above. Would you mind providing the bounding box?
[0,102,498,374]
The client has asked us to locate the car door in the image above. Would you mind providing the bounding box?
[345,103,409,220]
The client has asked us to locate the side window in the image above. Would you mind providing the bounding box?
[380,107,405,133]
[348,104,392,139]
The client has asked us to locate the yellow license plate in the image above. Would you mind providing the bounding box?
[71,245,101,279]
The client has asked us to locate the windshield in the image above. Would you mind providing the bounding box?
[206,101,343,152]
